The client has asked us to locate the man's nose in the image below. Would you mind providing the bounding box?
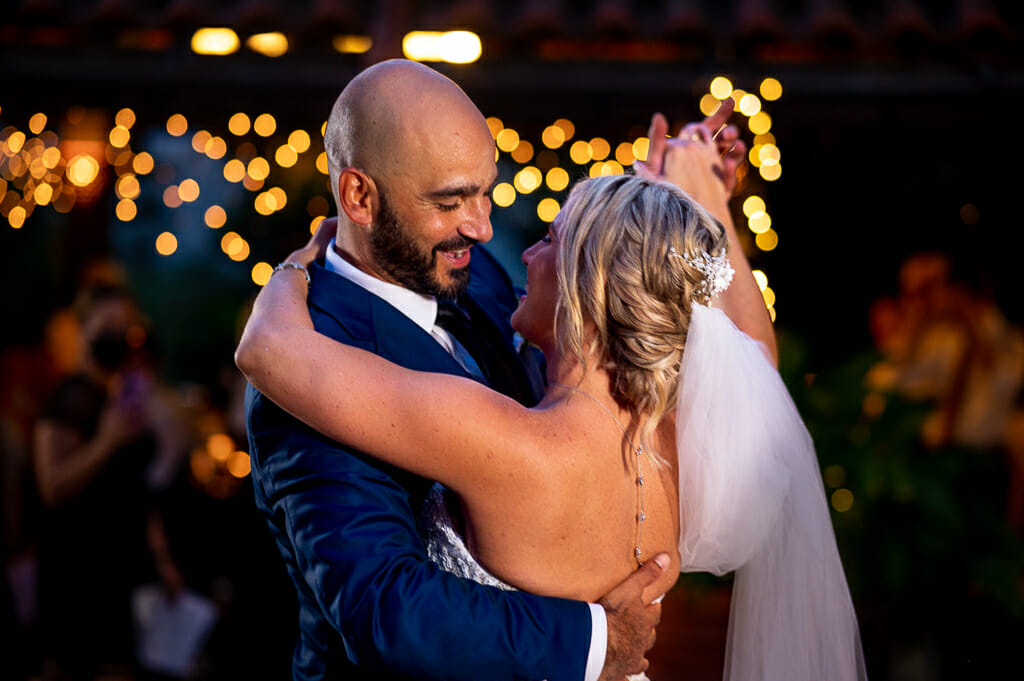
[460,199,493,244]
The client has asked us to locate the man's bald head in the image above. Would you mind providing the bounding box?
[324,59,490,214]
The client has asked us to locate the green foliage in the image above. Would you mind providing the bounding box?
[780,330,1024,676]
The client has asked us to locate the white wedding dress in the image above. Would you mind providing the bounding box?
[418,483,651,681]
[417,304,866,681]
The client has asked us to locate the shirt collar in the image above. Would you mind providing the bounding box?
[323,238,438,333]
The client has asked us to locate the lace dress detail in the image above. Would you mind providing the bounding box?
[419,483,514,591]
[418,484,651,681]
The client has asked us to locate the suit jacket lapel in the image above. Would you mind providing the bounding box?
[308,261,471,379]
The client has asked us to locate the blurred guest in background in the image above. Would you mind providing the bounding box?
[33,285,188,681]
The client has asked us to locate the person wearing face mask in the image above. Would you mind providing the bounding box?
[33,285,183,681]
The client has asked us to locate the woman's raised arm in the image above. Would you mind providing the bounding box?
[234,232,557,502]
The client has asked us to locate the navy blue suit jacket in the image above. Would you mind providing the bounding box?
[245,247,592,681]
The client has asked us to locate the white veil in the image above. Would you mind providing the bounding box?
[675,303,867,681]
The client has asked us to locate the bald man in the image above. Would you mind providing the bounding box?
[245,60,724,681]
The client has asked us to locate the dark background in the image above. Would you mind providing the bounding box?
[2,2,1023,680]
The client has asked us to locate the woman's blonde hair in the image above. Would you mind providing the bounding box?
[555,174,729,465]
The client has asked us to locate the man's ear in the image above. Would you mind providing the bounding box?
[337,168,377,226]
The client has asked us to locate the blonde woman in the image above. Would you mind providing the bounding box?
[237,169,865,680]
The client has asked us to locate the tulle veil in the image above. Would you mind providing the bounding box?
[674,303,867,681]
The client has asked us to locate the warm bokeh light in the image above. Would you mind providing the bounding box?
[755,228,779,251]
[191,130,211,153]
[823,464,846,488]
[748,211,772,234]
[760,77,783,101]
[762,286,776,308]
[115,198,137,221]
[221,231,241,254]
[758,144,781,166]
[227,451,251,478]
[307,196,329,217]
[748,112,772,135]
[34,183,54,205]
[751,269,768,291]
[485,117,503,139]
[275,144,298,168]
[632,137,650,162]
[109,125,131,148]
[253,114,277,137]
[268,186,287,210]
[614,142,635,166]
[115,108,135,129]
[554,118,575,140]
[9,205,26,229]
[251,261,273,286]
[309,215,325,234]
[166,114,188,136]
[402,30,481,64]
[115,174,140,200]
[29,113,47,134]
[229,239,250,261]
[155,231,178,255]
[831,488,854,513]
[492,182,515,207]
[333,35,373,54]
[254,192,274,215]
[288,129,311,153]
[205,205,227,228]
[738,94,762,117]
[246,32,289,57]
[242,175,264,192]
[537,198,560,223]
[178,178,200,202]
[511,140,534,164]
[569,140,592,165]
[191,28,240,55]
[545,167,569,192]
[223,159,246,183]
[699,94,722,117]
[162,185,182,208]
[709,76,733,100]
[542,125,566,149]
[589,138,610,161]
[207,433,234,462]
[228,113,251,136]
[132,152,154,175]
[590,160,624,177]
[960,203,979,225]
[495,128,519,153]
[42,146,61,169]
[316,152,328,175]
[5,130,26,155]
[760,162,782,181]
[247,157,270,181]
[513,166,542,194]
[66,154,100,187]
[205,136,227,159]
[743,195,766,217]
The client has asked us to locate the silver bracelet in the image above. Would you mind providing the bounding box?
[272,261,311,285]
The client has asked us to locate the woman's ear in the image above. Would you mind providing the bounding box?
[337,168,377,226]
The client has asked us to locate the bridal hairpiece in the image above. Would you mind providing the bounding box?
[670,247,735,304]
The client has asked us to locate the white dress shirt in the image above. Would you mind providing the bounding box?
[323,240,608,681]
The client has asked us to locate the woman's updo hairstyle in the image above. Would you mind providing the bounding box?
[554,174,729,465]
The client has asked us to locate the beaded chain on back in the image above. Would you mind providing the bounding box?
[551,382,649,566]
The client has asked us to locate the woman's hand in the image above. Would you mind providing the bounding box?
[660,124,731,217]
[286,216,338,267]
[635,97,746,198]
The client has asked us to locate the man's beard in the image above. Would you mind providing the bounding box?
[369,190,474,301]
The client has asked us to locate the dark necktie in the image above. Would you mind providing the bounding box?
[434,300,531,404]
